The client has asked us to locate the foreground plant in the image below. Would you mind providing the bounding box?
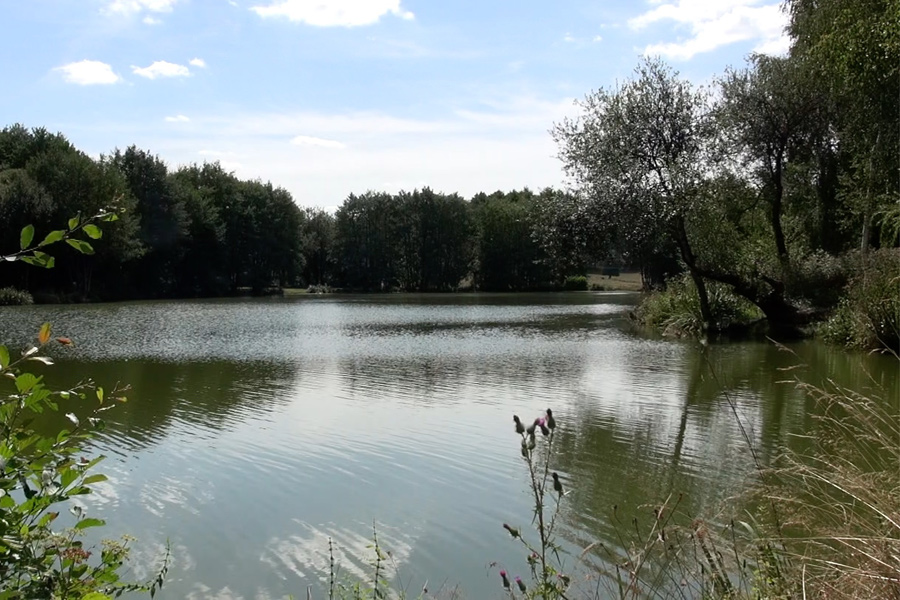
[0,214,167,599]
[497,409,571,599]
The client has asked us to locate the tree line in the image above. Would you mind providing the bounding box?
[0,128,594,299]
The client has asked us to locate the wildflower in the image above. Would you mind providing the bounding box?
[503,523,520,539]
[516,576,527,592]
[499,570,510,589]
[545,408,556,430]
[527,432,536,450]
[538,419,550,436]
[552,472,563,495]
[513,415,525,434]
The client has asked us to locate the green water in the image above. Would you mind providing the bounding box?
[0,293,896,598]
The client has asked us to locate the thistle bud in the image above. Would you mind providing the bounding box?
[503,523,520,539]
[513,415,525,435]
[499,570,510,589]
[539,419,550,437]
[552,472,563,495]
[546,408,556,430]
[516,576,527,592]
[527,433,536,450]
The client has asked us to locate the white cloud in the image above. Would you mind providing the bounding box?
[563,32,576,43]
[593,35,603,42]
[54,60,121,85]
[104,0,177,15]
[165,114,190,122]
[118,96,571,209]
[132,61,191,79]
[290,135,345,149]
[250,0,414,27]
[629,0,789,60]
[189,58,207,68]
[143,15,162,24]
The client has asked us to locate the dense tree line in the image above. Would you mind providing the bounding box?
[0,128,588,299]
[0,130,307,300]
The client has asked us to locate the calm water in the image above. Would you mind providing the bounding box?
[0,293,897,599]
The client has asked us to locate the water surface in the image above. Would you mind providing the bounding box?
[1,293,896,599]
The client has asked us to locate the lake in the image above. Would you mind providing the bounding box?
[1,292,896,599]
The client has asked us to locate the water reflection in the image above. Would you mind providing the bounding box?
[0,294,896,599]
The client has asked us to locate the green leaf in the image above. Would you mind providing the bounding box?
[68,216,80,230]
[97,387,104,403]
[83,474,108,485]
[20,225,34,250]
[0,345,8,369]
[80,593,112,600]
[39,230,65,246]
[15,373,39,393]
[66,239,95,255]
[20,253,55,269]
[100,213,119,222]
[74,517,105,530]
[83,224,103,239]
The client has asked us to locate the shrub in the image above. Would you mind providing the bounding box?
[1,214,167,598]
[0,286,33,305]
[789,250,849,309]
[562,275,588,291]
[820,248,900,351]
[635,274,762,336]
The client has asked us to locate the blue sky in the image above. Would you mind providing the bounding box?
[1,0,789,210]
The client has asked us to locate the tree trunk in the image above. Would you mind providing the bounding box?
[672,216,712,330]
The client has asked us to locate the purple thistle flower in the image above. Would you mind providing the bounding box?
[499,570,510,589]
[516,576,527,592]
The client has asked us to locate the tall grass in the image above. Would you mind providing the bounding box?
[820,248,900,351]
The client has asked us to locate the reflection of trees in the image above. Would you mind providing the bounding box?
[33,359,298,452]
[548,338,899,556]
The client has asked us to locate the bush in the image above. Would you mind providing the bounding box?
[0,286,33,305]
[562,275,588,291]
[789,250,849,309]
[820,249,900,351]
[635,274,762,336]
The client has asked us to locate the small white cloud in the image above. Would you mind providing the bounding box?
[629,0,788,60]
[143,15,162,24]
[54,60,121,85]
[251,0,414,27]
[593,35,603,42]
[165,114,190,122]
[189,58,207,68]
[563,32,576,43]
[132,60,191,79]
[290,135,345,149]
[105,0,177,15]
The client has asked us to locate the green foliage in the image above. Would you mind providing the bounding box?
[635,274,762,336]
[562,275,587,291]
[0,287,33,306]
[471,190,553,291]
[820,249,900,350]
[0,215,167,598]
